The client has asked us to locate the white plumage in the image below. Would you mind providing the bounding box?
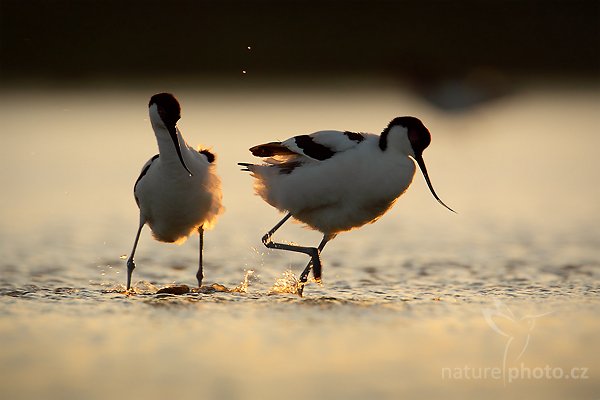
[252,133,415,233]
[240,116,453,295]
[126,93,223,290]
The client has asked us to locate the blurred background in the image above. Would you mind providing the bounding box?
[1,0,598,86]
[1,1,599,400]
[1,0,598,257]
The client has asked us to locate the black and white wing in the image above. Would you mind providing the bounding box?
[250,130,366,160]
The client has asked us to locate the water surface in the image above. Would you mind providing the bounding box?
[0,81,599,399]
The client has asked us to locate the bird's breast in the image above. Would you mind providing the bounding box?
[288,152,416,233]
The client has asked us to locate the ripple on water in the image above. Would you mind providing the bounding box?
[1,256,599,317]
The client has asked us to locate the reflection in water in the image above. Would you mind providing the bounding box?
[0,82,599,399]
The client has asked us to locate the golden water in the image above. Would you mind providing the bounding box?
[0,81,598,399]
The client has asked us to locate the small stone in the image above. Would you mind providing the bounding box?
[156,285,190,295]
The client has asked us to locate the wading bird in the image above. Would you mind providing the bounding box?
[126,93,223,290]
[239,116,454,295]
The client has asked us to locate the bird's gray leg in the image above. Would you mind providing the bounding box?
[126,217,145,291]
[297,233,336,296]
[262,212,321,271]
[262,212,293,242]
[299,233,336,282]
[262,213,328,295]
[196,225,204,287]
[262,213,318,261]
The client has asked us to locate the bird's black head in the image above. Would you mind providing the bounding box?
[382,116,431,157]
[148,92,193,176]
[149,93,181,128]
[381,116,455,213]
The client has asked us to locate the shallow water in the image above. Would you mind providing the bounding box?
[1,81,599,399]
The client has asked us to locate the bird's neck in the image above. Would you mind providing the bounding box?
[154,125,190,162]
[379,130,414,158]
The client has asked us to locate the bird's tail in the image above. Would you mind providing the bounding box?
[238,162,254,172]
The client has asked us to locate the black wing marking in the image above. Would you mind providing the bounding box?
[293,135,335,160]
[247,130,366,174]
[134,154,159,206]
[343,131,365,143]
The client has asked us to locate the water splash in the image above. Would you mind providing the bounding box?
[100,283,128,294]
[230,270,255,293]
[130,281,159,295]
[269,270,301,295]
